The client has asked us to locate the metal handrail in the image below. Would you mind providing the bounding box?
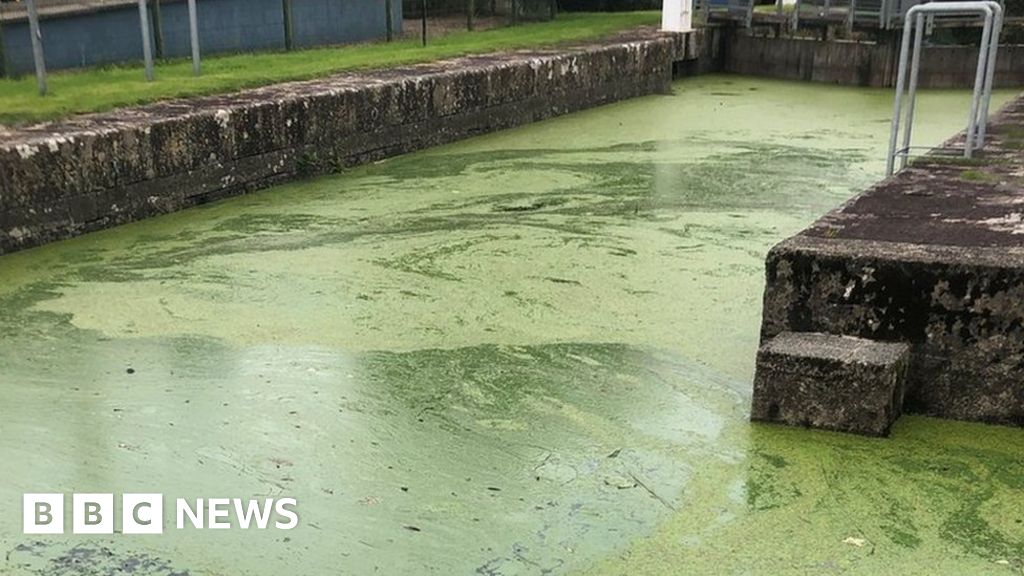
[885,1,1003,176]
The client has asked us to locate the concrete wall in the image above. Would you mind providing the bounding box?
[0,0,403,75]
[0,31,707,255]
[722,33,1024,88]
[758,95,1024,426]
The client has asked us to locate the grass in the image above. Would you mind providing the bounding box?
[960,169,998,182]
[0,12,659,126]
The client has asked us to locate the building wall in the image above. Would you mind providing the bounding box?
[0,0,403,75]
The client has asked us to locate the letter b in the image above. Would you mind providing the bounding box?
[73,494,113,534]
[23,494,64,534]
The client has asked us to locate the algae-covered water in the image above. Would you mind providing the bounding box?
[0,75,1021,575]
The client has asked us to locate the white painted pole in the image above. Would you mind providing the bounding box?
[187,0,200,75]
[662,0,693,33]
[25,0,46,96]
[138,0,154,81]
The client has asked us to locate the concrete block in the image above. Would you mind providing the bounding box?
[752,331,910,437]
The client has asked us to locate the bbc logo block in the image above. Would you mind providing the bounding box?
[24,493,164,535]
[23,494,297,534]
[22,494,64,534]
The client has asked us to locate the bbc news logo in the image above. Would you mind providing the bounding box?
[23,494,298,534]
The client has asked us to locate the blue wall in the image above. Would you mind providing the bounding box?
[0,0,403,76]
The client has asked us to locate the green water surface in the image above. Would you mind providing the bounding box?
[0,76,1021,575]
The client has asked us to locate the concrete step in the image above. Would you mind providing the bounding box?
[751,331,910,437]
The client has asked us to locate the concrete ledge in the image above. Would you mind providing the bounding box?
[760,95,1024,426]
[752,331,909,436]
[0,29,708,255]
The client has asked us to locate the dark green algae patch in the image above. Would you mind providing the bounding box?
[0,76,1022,575]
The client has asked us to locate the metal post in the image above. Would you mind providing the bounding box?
[151,0,164,59]
[421,0,427,46]
[282,0,294,51]
[137,0,154,81]
[549,0,557,20]
[25,0,46,95]
[963,8,993,158]
[974,1,1003,149]
[187,0,200,75]
[0,15,8,79]
[845,0,855,35]
[898,12,924,170]
[886,2,998,175]
[467,0,475,31]
[385,0,394,41]
[885,11,914,176]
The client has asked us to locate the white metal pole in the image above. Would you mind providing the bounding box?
[974,1,1002,149]
[188,0,200,75]
[963,8,993,158]
[886,13,915,176]
[899,12,925,170]
[138,0,154,81]
[25,0,46,96]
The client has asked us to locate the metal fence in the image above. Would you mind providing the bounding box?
[0,0,568,95]
[401,0,556,43]
[0,0,404,93]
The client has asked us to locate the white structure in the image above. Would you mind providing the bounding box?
[662,0,694,32]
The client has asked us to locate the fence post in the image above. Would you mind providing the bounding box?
[188,0,200,74]
[25,0,46,95]
[467,0,475,30]
[282,0,294,50]
[549,0,556,20]
[0,16,7,79]
[151,0,164,59]
[137,0,154,80]
[421,0,427,46]
[385,0,393,41]
[511,0,518,25]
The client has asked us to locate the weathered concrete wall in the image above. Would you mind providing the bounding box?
[0,30,705,255]
[723,33,1024,88]
[0,0,403,75]
[759,95,1024,426]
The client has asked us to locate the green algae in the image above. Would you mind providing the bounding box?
[0,76,1021,575]
[582,418,1024,575]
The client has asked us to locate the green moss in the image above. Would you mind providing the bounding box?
[960,169,998,183]
[1001,127,1024,150]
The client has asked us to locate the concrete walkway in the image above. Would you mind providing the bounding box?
[761,93,1024,425]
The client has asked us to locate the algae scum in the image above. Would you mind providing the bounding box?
[0,76,1022,575]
